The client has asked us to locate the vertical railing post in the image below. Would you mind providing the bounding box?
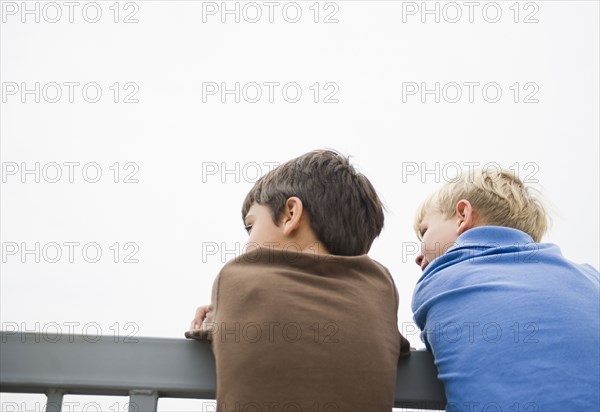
[46,389,64,412]
[129,389,159,412]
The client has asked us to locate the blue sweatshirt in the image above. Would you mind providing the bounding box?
[412,226,600,412]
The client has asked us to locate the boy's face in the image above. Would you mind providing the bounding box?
[416,209,460,272]
[243,203,287,248]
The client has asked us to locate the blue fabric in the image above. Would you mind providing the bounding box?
[412,226,600,412]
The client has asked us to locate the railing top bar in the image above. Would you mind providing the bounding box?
[1,332,217,399]
[0,331,446,410]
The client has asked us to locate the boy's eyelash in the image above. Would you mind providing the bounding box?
[245,225,253,233]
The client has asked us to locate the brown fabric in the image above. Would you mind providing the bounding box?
[189,247,410,412]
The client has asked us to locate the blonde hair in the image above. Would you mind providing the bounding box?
[414,168,549,242]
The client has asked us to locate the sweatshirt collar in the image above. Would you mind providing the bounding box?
[449,226,535,252]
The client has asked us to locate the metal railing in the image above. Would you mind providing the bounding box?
[0,332,446,411]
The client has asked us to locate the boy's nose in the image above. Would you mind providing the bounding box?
[415,254,424,267]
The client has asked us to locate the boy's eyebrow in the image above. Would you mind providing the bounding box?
[244,213,255,224]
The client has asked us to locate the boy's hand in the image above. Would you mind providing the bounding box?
[191,305,211,330]
[185,304,211,340]
[399,335,412,358]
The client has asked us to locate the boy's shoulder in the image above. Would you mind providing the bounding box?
[215,246,397,292]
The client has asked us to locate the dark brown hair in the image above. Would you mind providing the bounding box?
[241,150,384,256]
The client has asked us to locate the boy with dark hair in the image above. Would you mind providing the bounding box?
[186,150,410,412]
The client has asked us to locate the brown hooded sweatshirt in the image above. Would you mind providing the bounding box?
[188,247,410,412]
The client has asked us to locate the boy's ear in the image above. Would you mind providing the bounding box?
[281,196,304,236]
[455,199,475,235]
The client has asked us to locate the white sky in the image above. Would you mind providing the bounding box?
[1,1,599,411]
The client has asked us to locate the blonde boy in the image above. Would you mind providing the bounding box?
[412,168,599,412]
